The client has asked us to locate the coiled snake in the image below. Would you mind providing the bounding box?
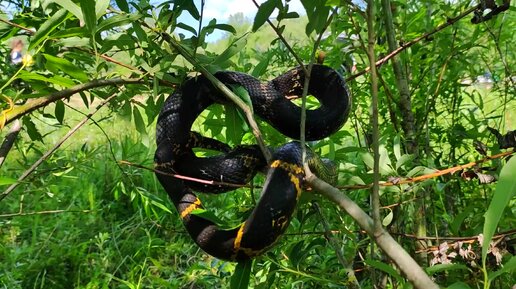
[155,64,351,261]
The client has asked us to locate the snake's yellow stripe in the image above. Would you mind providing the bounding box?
[233,222,246,251]
[270,160,303,174]
[180,198,202,219]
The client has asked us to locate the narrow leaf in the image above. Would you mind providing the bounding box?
[96,13,142,34]
[81,0,96,33]
[29,9,69,50]
[132,107,146,135]
[231,260,253,289]
[95,0,110,20]
[43,54,88,82]
[0,177,17,186]
[225,104,244,146]
[364,259,403,283]
[52,0,82,22]
[55,100,65,124]
[252,0,277,32]
[446,282,472,289]
[482,156,516,265]
[115,0,130,12]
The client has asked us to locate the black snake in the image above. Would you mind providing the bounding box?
[154,64,351,261]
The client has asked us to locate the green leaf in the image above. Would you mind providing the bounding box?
[50,27,89,39]
[115,0,130,13]
[213,36,247,67]
[29,9,69,50]
[482,156,516,265]
[446,282,472,289]
[132,107,146,135]
[396,154,415,170]
[0,177,16,186]
[43,54,88,82]
[96,13,143,34]
[176,22,198,35]
[488,256,516,281]
[364,259,403,283]
[81,0,96,33]
[382,209,393,226]
[95,0,110,19]
[251,55,270,77]
[23,116,43,142]
[393,134,401,160]
[189,209,235,228]
[17,71,75,87]
[204,23,236,34]
[225,104,244,146]
[426,263,469,275]
[53,0,82,22]
[55,100,65,124]
[231,260,253,289]
[252,0,277,32]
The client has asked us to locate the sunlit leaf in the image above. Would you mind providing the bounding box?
[252,0,277,32]
[29,8,69,50]
[482,156,516,265]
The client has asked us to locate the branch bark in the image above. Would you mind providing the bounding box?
[306,174,440,289]
[2,78,144,126]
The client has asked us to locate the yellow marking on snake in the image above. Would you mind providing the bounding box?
[233,222,246,251]
[289,173,302,199]
[270,160,303,174]
[180,198,202,219]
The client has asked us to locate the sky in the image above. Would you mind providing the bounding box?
[173,0,306,42]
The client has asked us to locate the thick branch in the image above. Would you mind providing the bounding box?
[381,0,417,155]
[367,0,382,234]
[306,174,440,289]
[2,78,144,126]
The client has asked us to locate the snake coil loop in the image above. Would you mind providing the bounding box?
[155,64,351,261]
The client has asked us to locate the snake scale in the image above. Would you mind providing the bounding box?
[154,64,351,261]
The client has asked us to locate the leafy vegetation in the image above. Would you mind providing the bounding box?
[0,0,514,288]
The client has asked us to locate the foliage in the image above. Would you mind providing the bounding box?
[0,0,515,288]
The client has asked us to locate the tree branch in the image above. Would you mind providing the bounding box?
[337,149,514,190]
[2,78,144,126]
[251,0,306,72]
[306,174,440,289]
[367,0,382,236]
[159,31,273,162]
[347,5,479,82]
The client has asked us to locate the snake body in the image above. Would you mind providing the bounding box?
[155,65,351,261]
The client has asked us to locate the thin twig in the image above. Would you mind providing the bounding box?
[0,94,118,202]
[157,30,272,162]
[2,78,144,126]
[0,119,21,168]
[119,160,251,188]
[337,149,515,190]
[347,5,479,82]
[0,209,92,218]
[312,202,360,288]
[0,18,34,35]
[250,0,306,71]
